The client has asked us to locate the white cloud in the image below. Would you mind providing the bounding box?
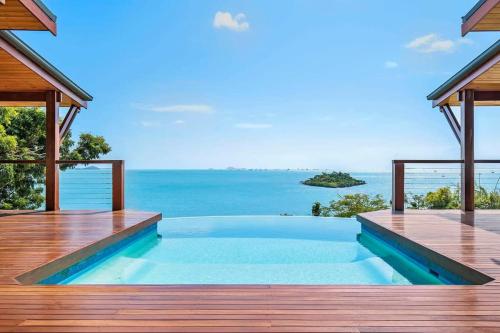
[405,33,472,53]
[235,123,272,129]
[173,120,185,125]
[134,103,214,113]
[213,11,249,32]
[384,61,399,69]
[140,121,160,128]
[458,38,474,45]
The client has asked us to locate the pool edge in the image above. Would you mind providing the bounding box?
[356,214,494,285]
[15,212,162,285]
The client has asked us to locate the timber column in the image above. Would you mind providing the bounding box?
[45,90,60,211]
[460,89,474,211]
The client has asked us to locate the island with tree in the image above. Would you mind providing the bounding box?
[302,171,366,188]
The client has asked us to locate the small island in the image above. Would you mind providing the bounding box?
[302,171,366,188]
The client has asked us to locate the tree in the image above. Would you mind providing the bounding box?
[313,194,389,218]
[0,107,111,209]
[312,201,321,216]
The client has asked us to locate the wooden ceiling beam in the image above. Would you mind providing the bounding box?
[0,91,46,101]
[459,90,500,101]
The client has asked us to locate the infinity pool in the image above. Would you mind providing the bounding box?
[58,216,444,285]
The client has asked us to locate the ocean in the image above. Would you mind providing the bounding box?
[60,170,392,216]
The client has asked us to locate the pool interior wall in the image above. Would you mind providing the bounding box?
[37,216,484,285]
[39,223,158,285]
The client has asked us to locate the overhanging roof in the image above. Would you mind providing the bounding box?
[0,0,56,35]
[0,30,92,107]
[462,0,500,36]
[427,40,500,107]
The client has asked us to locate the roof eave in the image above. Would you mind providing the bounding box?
[19,0,57,35]
[427,40,500,106]
[0,31,93,107]
[461,0,500,36]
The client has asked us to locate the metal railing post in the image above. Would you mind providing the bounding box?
[392,161,405,212]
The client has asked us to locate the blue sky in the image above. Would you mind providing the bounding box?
[18,0,499,170]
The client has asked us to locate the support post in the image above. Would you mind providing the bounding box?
[392,161,405,212]
[45,91,60,211]
[112,160,125,211]
[461,89,475,211]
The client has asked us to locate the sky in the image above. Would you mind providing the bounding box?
[17,0,500,171]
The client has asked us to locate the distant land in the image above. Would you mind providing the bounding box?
[301,172,366,188]
[226,167,327,172]
[82,166,100,170]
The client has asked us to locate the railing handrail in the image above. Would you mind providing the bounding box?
[0,159,44,164]
[0,159,123,164]
[393,159,500,164]
[57,160,123,164]
[393,159,463,164]
[474,160,500,164]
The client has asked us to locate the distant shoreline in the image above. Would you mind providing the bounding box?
[119,168,392,173]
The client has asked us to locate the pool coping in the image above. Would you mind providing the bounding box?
[15,213,162,285]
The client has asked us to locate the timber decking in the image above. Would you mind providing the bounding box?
[0,210,161,284]
[1,209,500,331]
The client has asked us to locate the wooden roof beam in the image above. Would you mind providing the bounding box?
[459,90,500,102]
[0,91,47,102]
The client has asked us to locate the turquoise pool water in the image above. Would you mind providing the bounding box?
[60,216,444,285]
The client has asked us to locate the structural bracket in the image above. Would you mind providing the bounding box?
[59,105,79,141]
[440,104,461,144]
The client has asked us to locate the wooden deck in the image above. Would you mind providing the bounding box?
[0,210,162,284]
[2,210,500,332]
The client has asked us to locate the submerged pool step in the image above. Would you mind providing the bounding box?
[65,255,417,285]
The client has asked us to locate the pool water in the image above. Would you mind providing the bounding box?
[60,216,444,285]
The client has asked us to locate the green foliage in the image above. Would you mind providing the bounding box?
[0,107,111,209]
[475,186,500,209]
[313,194,389,218]
[423,187,460,209]
[406,185,500,209]
[64,133,111,161]
[406,194,426,209]
[302,171,366,188]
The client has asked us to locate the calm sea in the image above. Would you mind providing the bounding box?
[123,170,392,217]
[60,170,392,216]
